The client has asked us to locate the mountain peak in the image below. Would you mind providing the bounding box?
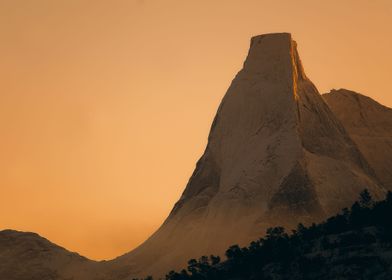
[245,32,307,84]
[251,32,291,40]
[113,33,385,278]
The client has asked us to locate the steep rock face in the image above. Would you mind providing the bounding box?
[323,89,392,191]
[111,33,385,278]
[0,230,106,280]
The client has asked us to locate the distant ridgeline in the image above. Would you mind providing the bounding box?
[137,190,392,280]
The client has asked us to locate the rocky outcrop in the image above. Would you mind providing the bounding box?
[323,89,392,191]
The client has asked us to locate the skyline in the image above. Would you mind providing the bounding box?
[1,0,392,260]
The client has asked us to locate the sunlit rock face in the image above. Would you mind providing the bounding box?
[112,33,385,278]
[323,89,392,191]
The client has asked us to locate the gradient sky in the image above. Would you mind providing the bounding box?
[0,0,391,260]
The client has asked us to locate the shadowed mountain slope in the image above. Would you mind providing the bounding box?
[323,89,392,191]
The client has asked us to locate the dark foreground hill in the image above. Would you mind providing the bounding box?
[148,190,392,280]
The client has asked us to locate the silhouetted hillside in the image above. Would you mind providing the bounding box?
[137,190,392,280]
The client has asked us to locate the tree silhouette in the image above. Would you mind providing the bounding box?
[359,189,373,208]
[159,189,392,280]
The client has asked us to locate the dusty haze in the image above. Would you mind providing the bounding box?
[0,0,391,260]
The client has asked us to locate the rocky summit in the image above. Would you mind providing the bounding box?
[1,33,390,280]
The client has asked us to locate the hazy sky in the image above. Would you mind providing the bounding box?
[0,0,391,260]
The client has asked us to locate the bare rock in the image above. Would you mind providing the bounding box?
[323,89,392,191]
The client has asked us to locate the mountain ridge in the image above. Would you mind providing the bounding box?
[323,89,392,191]
[0,229,106,280]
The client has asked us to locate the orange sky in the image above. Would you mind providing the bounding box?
[0,0,391,260]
